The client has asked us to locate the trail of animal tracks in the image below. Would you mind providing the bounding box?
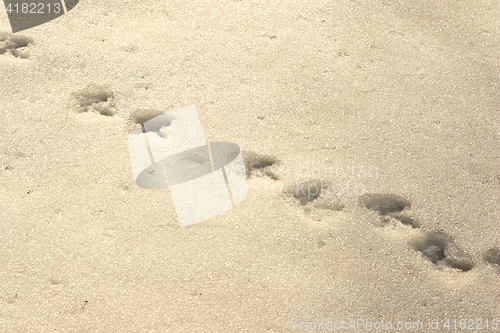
[0,0,499,331]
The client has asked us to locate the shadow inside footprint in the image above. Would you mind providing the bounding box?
[359,193,419,228]
[285,180,326,205]
[485,247,500,269]
[71,83,116,116]
[411,232,474,272]
[130,109,167,125]
[359,193,410,214]
[284,180,344,211]
[242,151,279,180]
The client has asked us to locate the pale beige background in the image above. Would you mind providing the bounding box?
[0,0,499,332]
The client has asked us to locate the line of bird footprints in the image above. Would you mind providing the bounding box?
[4,33,497,275]
[245,152,500,274]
